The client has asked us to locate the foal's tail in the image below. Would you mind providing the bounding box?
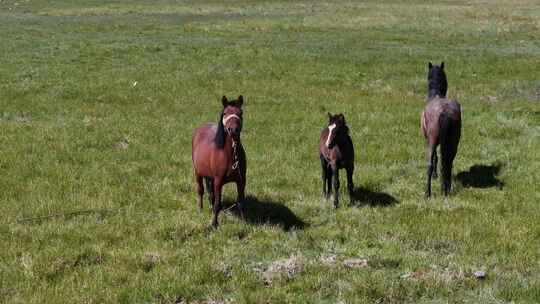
[438,112,458,193]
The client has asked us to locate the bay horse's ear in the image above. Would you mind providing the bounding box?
[327,112,332,121]
[440,62,445,70]
[428,62,433,69]
[237,95,243,106]
[221,96,228,107]
[339,113,346,123]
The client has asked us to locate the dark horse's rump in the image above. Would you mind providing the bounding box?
[192,95,246,228]
[422,62,462,197]
[319,113,355,208]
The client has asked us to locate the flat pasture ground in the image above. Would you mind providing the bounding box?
[1,0,540,303]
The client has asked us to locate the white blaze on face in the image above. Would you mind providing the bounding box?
[326,123,336,148]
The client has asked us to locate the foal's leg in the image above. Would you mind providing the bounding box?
[211,177,223,228]
[204,177,214,210]
[236,179,246,220]
[346,165,354,204]
[196,175,204,211]
[320,155,328,198]
[326,167,333,200]
[333,168,340,208]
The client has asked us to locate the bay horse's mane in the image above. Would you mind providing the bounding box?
[215,111,226,149]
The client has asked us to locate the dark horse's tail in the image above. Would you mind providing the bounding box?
[438,112,460,195]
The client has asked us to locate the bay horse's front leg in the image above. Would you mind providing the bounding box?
[204,177,214,211]
[236,178,246,220]
[333,168,340,208]
[212,177,223,228]
[195,175,204,211]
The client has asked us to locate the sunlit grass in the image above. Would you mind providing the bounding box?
[1,0,540,303]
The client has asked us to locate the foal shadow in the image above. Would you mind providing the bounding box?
[350,186,399,207]
[456,163,504,189]
[224,195,306,231]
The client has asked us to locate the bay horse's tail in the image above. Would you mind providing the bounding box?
[438,111,460,195]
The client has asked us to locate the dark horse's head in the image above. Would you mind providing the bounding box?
[326,113,348,149]
[427,62,447,99]
[216,95,243,148]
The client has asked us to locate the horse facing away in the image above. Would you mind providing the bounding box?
[421,62,461,197]
[319,113,355,208]
[192,95,246,228]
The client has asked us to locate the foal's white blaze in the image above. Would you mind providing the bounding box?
[326,123,336,148]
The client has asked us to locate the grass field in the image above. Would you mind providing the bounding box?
[1,0,540,303]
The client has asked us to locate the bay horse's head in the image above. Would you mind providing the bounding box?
[326,113,348,149]
[220,95,243,140]
[427,61,447,99]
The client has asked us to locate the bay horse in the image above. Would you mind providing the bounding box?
[192,95,246,228]
[421,62,461,197]
[319,113,355,208]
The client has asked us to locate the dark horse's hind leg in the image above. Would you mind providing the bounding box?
[346,165,354,204]
[426,145,436,198]
[333,168,340,208]
[432,152,438,179]
[441,127,460,196]
[196,175,204,211]
[204,177,214,210]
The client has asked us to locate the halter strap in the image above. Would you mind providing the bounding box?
[222,114,241,125]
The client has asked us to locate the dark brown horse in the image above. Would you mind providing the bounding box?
[421,62,461,197]
[319,113,355,208]
[192,95,246,228]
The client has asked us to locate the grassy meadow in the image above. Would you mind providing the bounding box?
[1,0,540,303]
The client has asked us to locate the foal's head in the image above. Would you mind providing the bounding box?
[326,113,348,149]
[221,95,243,140]
[427,62,447,99]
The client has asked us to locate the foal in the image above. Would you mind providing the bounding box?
[421,62,461,197]
[192,96,247,228]
[319,113,355,208]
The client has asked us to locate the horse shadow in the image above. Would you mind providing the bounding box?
[456,163,504,189]
[349,186,399,207]
[224,195,306,231]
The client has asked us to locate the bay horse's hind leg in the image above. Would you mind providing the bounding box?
[204,177,214,210]
[196,175,204,211]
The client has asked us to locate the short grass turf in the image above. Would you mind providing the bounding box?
[1,0,540,303]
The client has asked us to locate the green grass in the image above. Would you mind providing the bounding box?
[1,0,540,303]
